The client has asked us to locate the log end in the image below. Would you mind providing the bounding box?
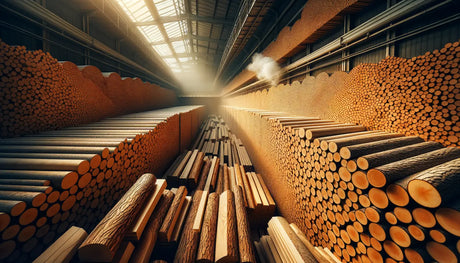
[386,184,409,207]
[62,172,79,190]
[328,142,338,153]
[367,169,386,188]
[435,208,460,237]
[32,193,47,208]
[426,241,457,263]
[389,226,411,248]
[11,201,27,217]
[339,147,351,160]
[404,248,424,263]
[351,171,368,190]
[407,225,425,241]
[356,157,369,170]
[77,160,90,175]
[0,213,11,232]
[407,179,441,208]
[368,188,388,209]
[383,240,404,261]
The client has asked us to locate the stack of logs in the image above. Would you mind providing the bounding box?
[0,40,178,138]
[165,116,275,222]
[332,41,460,147]
[224,41,460,147]
[0,105,204,262]
[29,115,274,262]
[222,106,460,263]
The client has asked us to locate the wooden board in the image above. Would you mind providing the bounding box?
[126,179,167,241]
[159,186,187,242]
[215,190,238,263]
[33,226,87,263]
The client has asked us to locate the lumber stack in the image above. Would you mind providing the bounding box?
[224,41,460,148]
[155,116,274,262]
[0,105,205,262]
[165,115,276,221]
[173,188,256,263]
[221,106,460,263]
[0,40,178,138]
[255,216,341,263]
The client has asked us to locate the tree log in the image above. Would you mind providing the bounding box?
[233,187,256,263]
[174,190,204,263]
[78,173,156,262]
[327,133,403,153]
[215,190,239,263]
[407,158,460,208]
[196,192,219,263]
[0,200,26,217]
[357,141,443,170]
[129,190,174,263]
[126,179,167,241]
[367,147,460,188]
[159,186,187,242]
[0,170,78,190]
[340,136,424,160]
[188,152,204,188]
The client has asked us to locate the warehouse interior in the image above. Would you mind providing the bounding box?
[0,0,460,262]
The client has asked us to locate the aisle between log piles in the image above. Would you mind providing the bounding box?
[165,115,276,223]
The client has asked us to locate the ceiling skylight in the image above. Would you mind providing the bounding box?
[115,0,195,72]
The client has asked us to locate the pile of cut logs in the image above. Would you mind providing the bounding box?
[0,105,204,262]
[0,40,177,138]
[224,41,460,148]
[165,116,276,222]
[222,106,460,263]
[27,115,275,262]
[332,41,460,147]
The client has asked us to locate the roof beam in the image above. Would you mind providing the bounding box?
[162,52,215,58]
[184,0,195,58]
[134,14,233,26]
[150,34,225,45]
[143,0,181,68]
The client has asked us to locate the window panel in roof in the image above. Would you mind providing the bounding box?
[171,41,187,53]
[163,22,182,38]
[163,58,177,65]
[154,0,177,16]
[153,44,173,56]
[139,25,164,43]
[178,57,194,63]
[116,0,152,22]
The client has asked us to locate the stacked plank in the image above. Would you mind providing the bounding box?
[150,116,276,262]
[221,105,460,263]
[165,115,275,222]
[33,226,87,263]
[173,188,256,263]
[224,41,460,148]
[0,40,177,138]
[255,216,341,263]
[0,106,204,262]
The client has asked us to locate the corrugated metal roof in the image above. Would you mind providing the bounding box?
[116,0,273,74]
